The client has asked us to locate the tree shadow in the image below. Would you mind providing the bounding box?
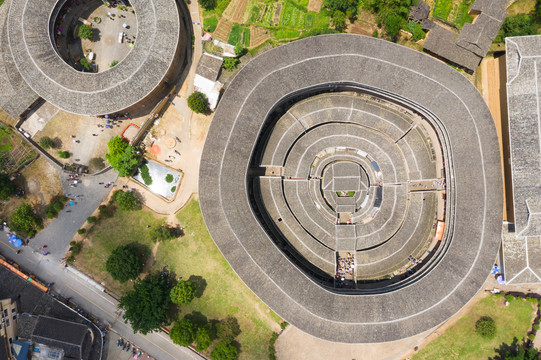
[185,312,208,328]
[489,336,520,360]
[188,275,207,298]
[231,340,241,355]
[128,242,151,261]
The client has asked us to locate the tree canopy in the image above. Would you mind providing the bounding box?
[106,244,143,283]
[216,316,241,342]
[105,136,139,177]
[169,317,196,347]
[324,0,358,18]
[363,0,413,41]
[39,136,55,149]
[10,203,40,236]
[222,57,240,72]
[494,14,539,42]
[0,174,17,201]
[211,341,238,360]
[149,224,178,241]
[188,92,210,114]
[195,326,213,352]
[112,190,141,211]
[475,316,496,338]
[78,24,94,40]
[332,10,347,30]
[198,0,216,10]
[170,280,197,305]
[119,273,171,334]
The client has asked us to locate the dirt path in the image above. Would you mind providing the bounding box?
[480,56,513,222]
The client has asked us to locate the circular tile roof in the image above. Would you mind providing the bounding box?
[7,0,182,115]
[199,34,503,343]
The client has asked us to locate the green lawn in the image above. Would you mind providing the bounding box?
[79,199,281,359]
[228,24,250,47]
[154,200,281,359]
[204,15,218,32]
[271,28,301,39]
[452,0,474,28]
[413,295,537,360]
[433,0,454,20]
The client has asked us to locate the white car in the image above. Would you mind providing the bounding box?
[118,32,124,43]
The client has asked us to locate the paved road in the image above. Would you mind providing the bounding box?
[1,168,203,360]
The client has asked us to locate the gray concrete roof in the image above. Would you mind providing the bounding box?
[3,0,183,116]
[199,34,502,343]
[503,36,541,285]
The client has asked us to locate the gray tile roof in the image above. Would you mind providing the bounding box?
[199,34,503,343]
[32,316,89,360]
[1,0,186,116]
[503,36,541,285]
[424,25,482,71]
[196,53,223,82]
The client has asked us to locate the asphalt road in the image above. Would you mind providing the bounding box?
[1,168,203,360]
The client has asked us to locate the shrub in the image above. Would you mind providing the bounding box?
[149,224,177,241]
[46,211,56,219]
[530,333,536,341]
[170,280,197,305]
[534,324,540,331]
[195,326,213,351]
[70,241,83,256]
[269,332,279,359]
[77,228,86,234]
[170,318,196,346]
[67,254,75,263]
[372,28,378,37]
[87,216,96,223]
[57,150,70,159]
[53,202,63,212]
[139,164,152,185]
[112,190,141,211]
[332,10,347,30]
[0,174,17,201]
[78,24,93,40]
[475,316,496,338]
[10,203,40,236]
[406,21,426,41]
[165,174,174,183]
[39,136,55,149]
[109,60,118,67]
[198,0,216,10]
[171,186,177,193]
[280,321,289,330]
[211,341,238,360]
[222,57,240,71]
[505,293,515,302]
[187,92,210,114]
[80,57,92,71]
[106,244,144,283]
[216,316,241,341]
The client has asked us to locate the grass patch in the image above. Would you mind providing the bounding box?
[413,295,536,360]
[507,0,537,16]
[215,0,233,17]
[452,0,474,28]
[0,126,13,153]
[271,28,301,39]
[433,0,453,20]
[204,15,218,32]
[76,208,165,295]
[154,200,281,359]
[228,24,250,46]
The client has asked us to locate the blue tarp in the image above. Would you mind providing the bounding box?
[8,234,23,248]
[11,340,30,360]
[491,264,501,274]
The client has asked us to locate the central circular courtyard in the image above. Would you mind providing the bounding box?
[200,34,503,343]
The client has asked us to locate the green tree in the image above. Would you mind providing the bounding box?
[406,21,426,41]
[10,203,40,236]
[211,341,238,360]
[222,57,240,71]
[332,10,347,30]
[119,273,171,334]
[475,316,496,338]
[187,92,210,114]
[106,244,143,283]
[195,326,213,352]
[234,44,245,56]
[535,0,541,24]
[78,24,94,40]
[169,317,196,347]
[165,174,174,183]
[495,15,538,42]
[105,137,139,177]
[39,136,55,149]
[112,190,141,211]
[149,224,177,241]
[0,174,17,201]
[57,150,70,159]
[324,0,358,18]
[80,57,92,71]
[216,316,241,342]
[198,0,216,10]
[170,280,196,305]
[384,12,403,39]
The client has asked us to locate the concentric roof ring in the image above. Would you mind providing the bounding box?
[7,0,185,115]
[199,34,502,343]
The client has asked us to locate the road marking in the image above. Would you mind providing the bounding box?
[65,285,185,360]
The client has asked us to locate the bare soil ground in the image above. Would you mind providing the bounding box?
[0,157,62,222]
[230,0,250,23]
[349,21,373,36]
[250,25,270,48]
[307,0,323,12]
[213,19,233,42]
